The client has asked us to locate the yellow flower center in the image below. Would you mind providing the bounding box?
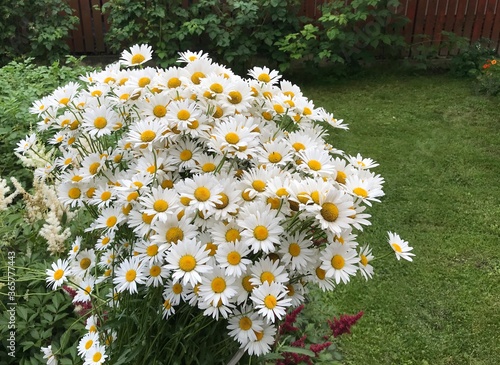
[177,109,191,121]
[276,188,288,197]
[211,277,226,293]
[215,193,229,209]
[80,258,91,270]
[286,284,295,296]
[252,180,266,192]
[85,339,94,350]
[336,171,347,184]
[194,187,210,201]
[163,299,172,310]
[149,265,161,277]
[91,90,102,97]
[228,91,242,104]
[360,254,368,266]
[94,117,107,129]
[262,111,273,120]
[101,191,112,201]
[315,267,326,280]
[166,227,184,243]
[303,107,312,115]
[93,352,103,362]
[180,196,192,206]
[213,106,223,118]
[288,243,301,257]
[308,159,322,171]
[225,132,240,144]
[273,104,285,114]
[173,283,183,294]
[227,251,241,265]
[88,162,100,175]
[210,83,223,94]
[138,77,151,88]
[268,152,282,163]
[205,242,218,256]
[239,316,252,330]
[202,162,216,173]
[242,275,255,292]
[260,271,275,284]
[191,71,205,84]
[106,216,117,228]
[292,142,305,151]
[331,255,345,270]
[266,197,280,210]
[253,225,269,241]
[142,213,155,224]
[180,149,193,161]
[141,129,156,143]
[53,269,64,280]
[264,294,277,309]
[353,187,368,198]
[392,243,402,252]
[131,54,145,64]
[168,77,181,88]
[68,187,81,199]
[125,269,137,282]
[153,199,169,212]
[146,244,158,257]
[320,202,339,222]
[258,73,271,83]
[225,228,241,242]
[59,97,70,105]
[179,255,196,272]
[127,191,139,202]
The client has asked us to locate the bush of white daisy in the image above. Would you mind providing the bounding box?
[19,44,414,364]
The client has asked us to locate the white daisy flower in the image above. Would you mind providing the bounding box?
[83,344,107,365]
[215,240,252,277]
[320,242,360,284]
[164,238,212,286]
[41,345,58,365]
[358,245,375,280]
[77,331,100,357]
[139,186,180,224]
[46,259,71,290]
[248,66,282,85]
[250,281,292,323]
[198,267,238,306]
[348,153,379,170]
[227,306,264,345]
[278,231,316,273]
[249,257,289,286]
[113,257,147,294]
[388,231,415,262]
[120,44,153,67]
[238,204,284,254]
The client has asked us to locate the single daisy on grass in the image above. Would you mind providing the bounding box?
[388,231,415,262]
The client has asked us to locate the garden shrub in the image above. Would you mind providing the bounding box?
[448,39,498,77]
[0,0,78,66]
[476,57,500,96]
[0,58,94,187]
[276,0,409,71]
[101,0,303,72]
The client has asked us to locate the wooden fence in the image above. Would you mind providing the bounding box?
[68,0,500,56]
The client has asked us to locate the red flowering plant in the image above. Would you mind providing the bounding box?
[477,57,500,96]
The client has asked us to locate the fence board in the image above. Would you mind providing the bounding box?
[91,0,106,53]
[490,0,500,51]
[481,0,498,41]
[471,0,487,41]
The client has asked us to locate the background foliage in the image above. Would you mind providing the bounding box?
[0,0,78,66]
[0,57,93,187]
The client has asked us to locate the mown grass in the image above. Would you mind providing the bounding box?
[300,71,500,365]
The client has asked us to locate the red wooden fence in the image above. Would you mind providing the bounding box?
[68,0,500,56]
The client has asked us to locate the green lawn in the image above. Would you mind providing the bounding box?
[301,72,500,365]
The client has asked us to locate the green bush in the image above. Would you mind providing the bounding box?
[0,58,94,187]
[276,0,408,71]
[476,57,500,96]
[0,0,78,66]
[102,0,303,71]
[449,39,498,77]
